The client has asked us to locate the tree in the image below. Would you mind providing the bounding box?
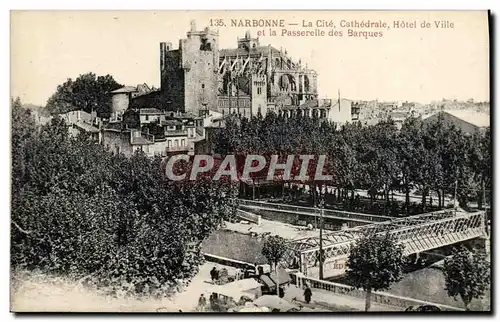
[211,111,491,216]
[398,117,422,212]
[11,110,236,297]
[442,246,490,310]
[11,97,36,194]
[45,72,123,118]
[261,235,288,272]
[346,233,405,311]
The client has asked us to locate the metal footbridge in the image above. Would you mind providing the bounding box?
[238,199,393,225]
[279,209,487,278]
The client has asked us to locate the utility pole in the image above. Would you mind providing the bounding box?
[482,179,486,210]
[319,189,324,280]
[275,262,280,296]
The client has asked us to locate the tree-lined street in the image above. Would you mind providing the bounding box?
[214,112,490,214]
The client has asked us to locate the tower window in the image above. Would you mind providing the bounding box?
[202,84,205,89]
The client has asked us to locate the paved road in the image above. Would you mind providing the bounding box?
[225,218,334,240]
[11,262,241,312]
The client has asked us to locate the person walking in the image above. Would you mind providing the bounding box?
[210,267,217,282]
[304,286,312,304]
[209,293,215,310]
[198,294,207,311]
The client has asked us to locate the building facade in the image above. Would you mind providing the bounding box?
[158,22,319,117]
[58,110,101,141]
[101,111,205,157]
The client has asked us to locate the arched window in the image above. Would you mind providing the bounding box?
[304,75,310,93]
[278,74,296,92]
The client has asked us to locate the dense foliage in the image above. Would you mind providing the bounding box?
[346,233,405,311]
[443,246,490,310]
[213,112,491,212]
[45,72,123,118]
[11,98,237,297]
[261,235,288,271]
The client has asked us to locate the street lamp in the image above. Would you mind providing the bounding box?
[318,192,325,280]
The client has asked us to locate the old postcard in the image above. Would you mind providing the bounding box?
[10,10,490,313]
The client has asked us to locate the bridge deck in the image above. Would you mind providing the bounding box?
[241,205,378,224]
[280,209,486,275]
[238,199,392,224]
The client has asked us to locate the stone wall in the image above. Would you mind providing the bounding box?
[293,274,464,311]
[236,209,262,225]
[102,130,133,156]
[161,49,185,112]
[160,28,219,116]
[111,93,129,114]
[239,206,299,225]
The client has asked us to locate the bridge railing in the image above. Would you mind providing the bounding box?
[203,253,255,270]
[292,274,464,311]
[297,211,486,267]
[238,199,392,223]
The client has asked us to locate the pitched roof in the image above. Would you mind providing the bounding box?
[422,110,490,128]
[259,274,275,289]
[443,110,490,128]
[111,86,138,94]
[299,99,319,109]
[74,122,100,133]
[136,83,151,93]
[219,46,281,58]
[163,119,182,126]
[270,267,292,285]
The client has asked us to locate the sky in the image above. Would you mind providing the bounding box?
[10,10,490,106]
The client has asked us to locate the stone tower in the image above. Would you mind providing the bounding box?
[160,21,219,115]
[237,30,259,50]
[251,74,267,116]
